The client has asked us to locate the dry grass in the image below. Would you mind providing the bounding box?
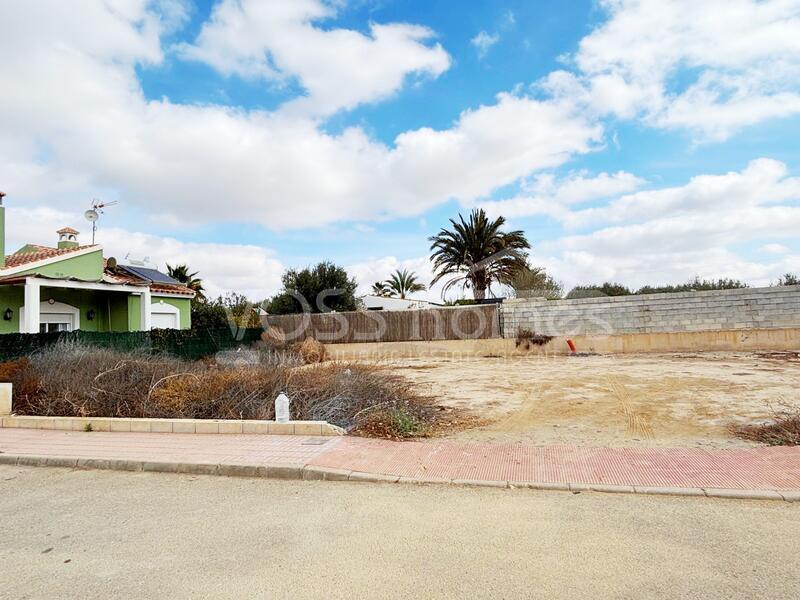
[3,342,445,437]
[733,401,800,446]
[291,337,327,364]
[260,326,287,350]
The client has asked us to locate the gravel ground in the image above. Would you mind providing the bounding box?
[1,465,799,599]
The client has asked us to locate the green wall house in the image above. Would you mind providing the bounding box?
[0,198,194,334]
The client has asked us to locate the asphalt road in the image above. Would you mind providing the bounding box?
[1,465,798,599]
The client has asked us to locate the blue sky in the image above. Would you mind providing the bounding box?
[1,0,799,299]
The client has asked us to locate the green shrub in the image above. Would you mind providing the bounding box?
[567,283,632,299]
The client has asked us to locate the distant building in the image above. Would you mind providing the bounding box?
[360,295,436,311]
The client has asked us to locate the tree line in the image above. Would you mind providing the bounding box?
[164,208,798,319]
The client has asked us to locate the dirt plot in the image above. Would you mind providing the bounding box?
[375,352,800,447]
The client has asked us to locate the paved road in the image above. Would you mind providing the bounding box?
[1,466,798,599]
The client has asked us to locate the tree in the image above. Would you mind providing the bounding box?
[221,292,262,328]
[167,264,206,301]
[190,297,228,329]
[567,283,633,299]
[385,269,426,299]
[371,281,391,297]
[636,277,748,294]
[508,264,563,300]
[775,273,799,286]
[429,208,530,300]
[266,262,359,315]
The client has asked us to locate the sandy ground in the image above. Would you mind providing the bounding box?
[379,352,800,447]
[2,466,799,599]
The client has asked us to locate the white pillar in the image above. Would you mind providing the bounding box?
[140,288,152,331]
[23,279,40,334]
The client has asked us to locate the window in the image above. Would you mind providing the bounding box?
[39,322,71,333]
[21,301,79,333]
[40,311,76,332]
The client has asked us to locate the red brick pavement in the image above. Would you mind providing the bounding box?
[308,438,800,490]
[2,429,799,491]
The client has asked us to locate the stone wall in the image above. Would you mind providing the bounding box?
[501,285,800,337]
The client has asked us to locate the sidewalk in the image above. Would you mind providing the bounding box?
[2,428,799,500]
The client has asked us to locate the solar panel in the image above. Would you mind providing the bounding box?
[120,265,181,285]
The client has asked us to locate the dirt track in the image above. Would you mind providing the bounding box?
[380,352,800,447]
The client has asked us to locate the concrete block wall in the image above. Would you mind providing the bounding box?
[501,285,800,337]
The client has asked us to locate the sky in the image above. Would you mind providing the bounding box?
[1,0,799,301]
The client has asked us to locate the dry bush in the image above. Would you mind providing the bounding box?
[0,358,39,412]
[734,402,800,446]
[515,328,554,350]
[260,326,286,350]
[292,337,327,364]
[0,357,29,382]
[10,341,204,418]
[10,342,442,437]
[256,347,305,368]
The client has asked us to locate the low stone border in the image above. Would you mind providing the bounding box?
[1,454,796,502]
[0,416,344,436]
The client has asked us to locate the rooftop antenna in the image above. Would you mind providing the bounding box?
[84,199,118,244]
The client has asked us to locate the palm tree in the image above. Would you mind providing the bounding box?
[166,263,206,300]
[371,281,391,297]
[429,208,530,300]
[386,269,426,299]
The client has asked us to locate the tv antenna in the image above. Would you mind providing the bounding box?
[84,199,118,244]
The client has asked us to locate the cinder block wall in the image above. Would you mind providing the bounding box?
[501,285,800,337]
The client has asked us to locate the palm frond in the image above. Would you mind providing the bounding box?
[428,208,531,300]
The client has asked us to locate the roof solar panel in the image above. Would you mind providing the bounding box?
[120,265,181,285]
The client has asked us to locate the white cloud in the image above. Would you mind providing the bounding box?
[5,207,283,300]
[481,170,645,219]
[761,243,790,254]
[535,159,800,288]
[346,255,445,301]
[0,2,601,233]
[563,158,800,229]
[471,31,499,58]
[178,0,451,116]
[547,0,800,141]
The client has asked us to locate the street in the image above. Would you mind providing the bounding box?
[1,465,798,599]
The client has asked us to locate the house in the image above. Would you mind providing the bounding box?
[360,295,435,311]
[0,197,194,334]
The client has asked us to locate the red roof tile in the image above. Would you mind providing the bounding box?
[1,247,194,297]
[1,245,98,270]
[150,283,196,296]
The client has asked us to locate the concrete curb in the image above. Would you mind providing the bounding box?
[0,415,345,436]
[0,453,797,502]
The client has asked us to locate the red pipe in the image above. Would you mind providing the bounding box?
[567,339,577,353]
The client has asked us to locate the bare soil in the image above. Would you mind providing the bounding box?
[374,352,800,447]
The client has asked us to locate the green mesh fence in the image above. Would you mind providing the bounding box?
[0,327,264,362]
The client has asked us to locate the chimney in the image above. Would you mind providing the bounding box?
[0,192,5,268]
[57,227,80,249]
